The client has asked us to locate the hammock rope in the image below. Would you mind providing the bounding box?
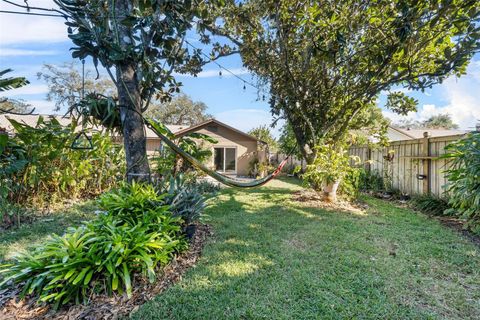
[145,117,293,188]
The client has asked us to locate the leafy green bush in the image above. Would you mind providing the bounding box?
[303,144,360,190]
[358,169,385,192]
[0,183,186,307]
[338,167,362,200]
[443,133,480,233]
[151,131,216,177]
[412,194,451,216]
[0,116,125,208]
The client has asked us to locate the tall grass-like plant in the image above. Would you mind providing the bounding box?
[0,183,186,307]
[0,116,125,208]
[443,133,480,233]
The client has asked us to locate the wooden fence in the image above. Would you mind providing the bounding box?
[270,153,305,173]
[349,133,465,197]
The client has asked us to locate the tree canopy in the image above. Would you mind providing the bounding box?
[53,0,227,181]
[394,113,460,130]
[145,94,212,126]
[38,62,115,112]
[247,125,278,151]
[211,0,480,162]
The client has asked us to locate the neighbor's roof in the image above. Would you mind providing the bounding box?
[0,114,264,143]
[389,126,469,139]
[0,114,72,132]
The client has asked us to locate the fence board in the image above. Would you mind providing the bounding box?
[348,134,465,197]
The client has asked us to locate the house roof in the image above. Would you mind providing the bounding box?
[389,126,469,139]
[0,114,72,131]
[172,118,266,144]
[0,114,265,144]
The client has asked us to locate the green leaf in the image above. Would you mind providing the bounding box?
[83,269,94,285]
[112,274,119,291]
[72,266,90,285]
[122,263,132,297]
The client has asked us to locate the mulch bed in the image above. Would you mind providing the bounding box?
[0,223,212,320]
[291,190,369,215]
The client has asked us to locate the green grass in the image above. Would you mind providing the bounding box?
[132,178,480,320]
[0,201,96,261]
[1,178,478,319]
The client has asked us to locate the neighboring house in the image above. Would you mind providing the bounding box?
[0,114,73,133]
[147,119,267,176]
[387,126,469,141]
[0,115,267,177]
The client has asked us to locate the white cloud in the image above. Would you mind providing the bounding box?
[214,108,284,138]
[22,99,56,114]
[0,49,59,56]
[175,68,250,79]
[0,1,68,45]
[383,60,480,130]
[2,84,49,97]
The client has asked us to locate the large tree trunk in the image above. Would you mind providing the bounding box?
[117,63,150,183]
[115,0,150,183]
[286,112,317,164]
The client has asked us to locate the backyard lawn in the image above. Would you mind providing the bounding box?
[1,178,479,319]
[132,178,480,320]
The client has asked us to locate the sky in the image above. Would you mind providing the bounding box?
[1,0,479,138]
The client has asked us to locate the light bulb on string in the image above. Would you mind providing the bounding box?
[219,69,222,77]
[243,82,246,91]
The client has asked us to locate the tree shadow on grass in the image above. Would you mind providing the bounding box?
[132,204,437,319]
[133,184,480,320]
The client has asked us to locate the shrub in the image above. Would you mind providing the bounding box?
[0,116,125,208]
[338,167,362,200]
[302,144,361,199]
[443,132,480,233]
[411,194,451,216]
[0,183,186,307]
[302,144,360,191]
[358,169,385,192]
[151,132,215,177]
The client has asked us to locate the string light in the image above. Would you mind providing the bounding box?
[184,40,260,91]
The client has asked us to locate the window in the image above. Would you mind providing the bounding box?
[214,147,236,173]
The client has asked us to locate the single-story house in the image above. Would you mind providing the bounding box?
[0,115,267,177]
[149,119,267,176]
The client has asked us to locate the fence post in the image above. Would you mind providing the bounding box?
[367,147,372,172]
[421,132,431,194]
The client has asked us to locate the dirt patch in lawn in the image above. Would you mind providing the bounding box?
[0,223,213,320]
[291,190,368,216]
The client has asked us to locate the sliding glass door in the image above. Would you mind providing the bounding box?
[214,147,236,173]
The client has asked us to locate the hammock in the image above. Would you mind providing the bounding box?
[145,117,291,188]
